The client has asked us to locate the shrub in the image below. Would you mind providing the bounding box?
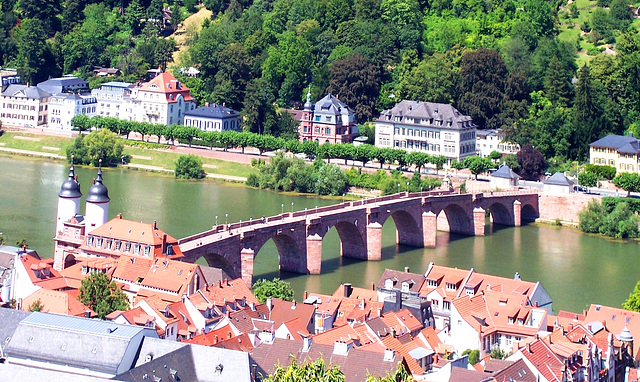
[174,154,205,179]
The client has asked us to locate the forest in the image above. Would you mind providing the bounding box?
[3,0,640,164]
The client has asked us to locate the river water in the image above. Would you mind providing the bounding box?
[0,155,637,314]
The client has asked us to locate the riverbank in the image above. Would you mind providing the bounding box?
[0,130,255,182]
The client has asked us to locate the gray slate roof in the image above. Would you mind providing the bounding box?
[120,341,251,382]
[2,84,50,99]
[184,103,239,119]
[0,308,31,355]
[377,100,475,129]
[37,76,89,94]
[314,93,354,115]
[6,312,157,375]
[491,165,521,180]
[543,172,574,187]
[590,134,638,149]
[377,268,425,294]
[250,338,401,382]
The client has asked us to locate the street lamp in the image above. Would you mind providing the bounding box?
[305,208,308,218]
[225,213,228,225]
[406,182,409,192]
[315,205,318,215]
[281,203,284,214]
[215,215,218,226]
[291,202,294,213]
[397,183,400,194]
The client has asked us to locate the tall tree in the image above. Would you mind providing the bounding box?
[242,78,277,134]
[572,64,610,159]
[544,55,573,107]
[211,43,251,110]
[78,272,129,319]
[15,19,55,85]
[458,48,507,130]
[327,54,380,121]
[516,144,547,180]
[19,0,61,36]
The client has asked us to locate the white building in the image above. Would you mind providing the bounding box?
[0,84,50,127]
[37,75,89,95]
[92,81,135,120]
[375,100,477,165]
[131,72,195,126]
[490,165,520,189]
[476,129,519,158]
[48,92,97,130]
[543,172,574,195]
[183,103,241,132]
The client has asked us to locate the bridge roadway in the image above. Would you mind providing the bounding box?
[179,190,539,286]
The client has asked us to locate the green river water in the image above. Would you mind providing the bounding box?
[0,154,638,313]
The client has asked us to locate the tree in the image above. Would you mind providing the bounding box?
[71,114,91,132]
[462,349,480,365]
[78,129,124,167]
[623,280,640,312]
[464,156,492,180]
[19,0,61,36]
[327,54,380,121]
[15,19,56,85]
[613,172,640,196]
[252,278,294,303]
[488,151,502,162]
[573,65,610,160]
[516,145,547,180]
[544,55,573,107]
[174,154,205,180]
[264,358,345,382]
[78,272,129,319]
[578,172,598,187]
[28,298,44,312]
[315,164,349,195]
[458,48,508,130]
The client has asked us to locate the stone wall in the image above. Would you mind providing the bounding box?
[538,193,600,224]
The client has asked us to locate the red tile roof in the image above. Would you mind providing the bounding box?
[269,298,315,329]
[189,278,258,311]
[312,324,361,346]
[185,323,236,346]
[585,304,640,359]
[518,339,563,382]
[138,72,194,103]
[21,289,94,317]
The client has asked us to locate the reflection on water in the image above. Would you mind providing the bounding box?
[0,155,638,313]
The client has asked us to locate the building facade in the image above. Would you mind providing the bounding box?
[37,75,89,95]
[590,134,640,174]
[131,72,195,126]
[48,93,97,130]
[299,92,358,144]
[0,85,50,127]
[476,129,519,158]
[183,103,241,132]
[91,81,135,120]
[375,100,477,165]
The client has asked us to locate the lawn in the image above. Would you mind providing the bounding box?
[0,131,257,179]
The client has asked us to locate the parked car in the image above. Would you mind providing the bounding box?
[573,185,588,193]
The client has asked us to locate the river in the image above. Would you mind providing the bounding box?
[0,154,637,314]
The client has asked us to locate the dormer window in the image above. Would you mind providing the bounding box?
[82,266,88,275]
[508,317,514,324]
[133,244,141,255]
[124,242,132,253]
[385,279,394,290]
[143,246,151,257]
[427,279,437,287]
[446,282,456,291]
[465,287,474,296]
[401,282,410,293]
[87,236,94,247]
[114,241,122,251]
[96,237,103,248]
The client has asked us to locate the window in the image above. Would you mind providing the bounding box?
[96,237,103,248]
[124,242,132,253]
[446,282,456,291]
[385,279,394,289]
[427,279,437,287]
[114,241,122,251]
[443,301,450,310]
[401,282,410,293]
[325,128,330,135]
[144,246,151,256]
[87,236,94,247]
[133,244,141,255]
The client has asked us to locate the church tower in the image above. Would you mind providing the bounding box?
[56,162,82,235]
[85,164,110,234]
[300,86,314,142]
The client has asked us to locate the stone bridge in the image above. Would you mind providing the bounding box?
[178,190,539,286]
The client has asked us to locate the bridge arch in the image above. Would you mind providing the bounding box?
[437,203,473,235]
[252,232,306,273]
[194,252,239,279]
[486,201,513,226]
[521,203,538,222]
[379,209,423,248]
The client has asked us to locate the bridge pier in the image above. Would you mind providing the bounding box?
[306,233,322,274]
[513,200,521,227]
[473,207,485,236]
[366,222,382,261]
[241,247,254,287]
[423,211,437,248]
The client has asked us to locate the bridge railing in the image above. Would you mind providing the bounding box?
[479,190,540,198]
[180,189,460,244]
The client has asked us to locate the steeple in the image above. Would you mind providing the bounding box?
[58,161,82,199]
[304,85,313,112]
[56,160,83,235]
[85,160,110,234]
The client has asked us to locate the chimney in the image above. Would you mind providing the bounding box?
[303,336,313,352]
[344,283,353,298]
[21,244,26,253]
[117,213,122,219]
[333,340,352,356]
[303,291,308,300]
[152,220,157,230]
[85,310,91,318]
[215,335,218,344]
[371,282,375,291]
[395,290,402,311]
[267,297,273,312]
[404,267,410,273]
[383,349,395,362]
[228,332,232,339]
[162,234,167,255]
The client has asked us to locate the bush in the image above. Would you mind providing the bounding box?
[125,141,170,150]
[252,278,294,303]
[585,164,616,180]
[66,129,124,167]
[579,199,639,238]
[578,172,598,187]
[174,154,205,179]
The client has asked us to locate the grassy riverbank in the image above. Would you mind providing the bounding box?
[0,131,258,180]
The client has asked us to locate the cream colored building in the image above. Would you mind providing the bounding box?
[0,85,50,127]
[375,100,477,165]
[131,72,196,126]
[590,135,640,174]
[476,129,519,158]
